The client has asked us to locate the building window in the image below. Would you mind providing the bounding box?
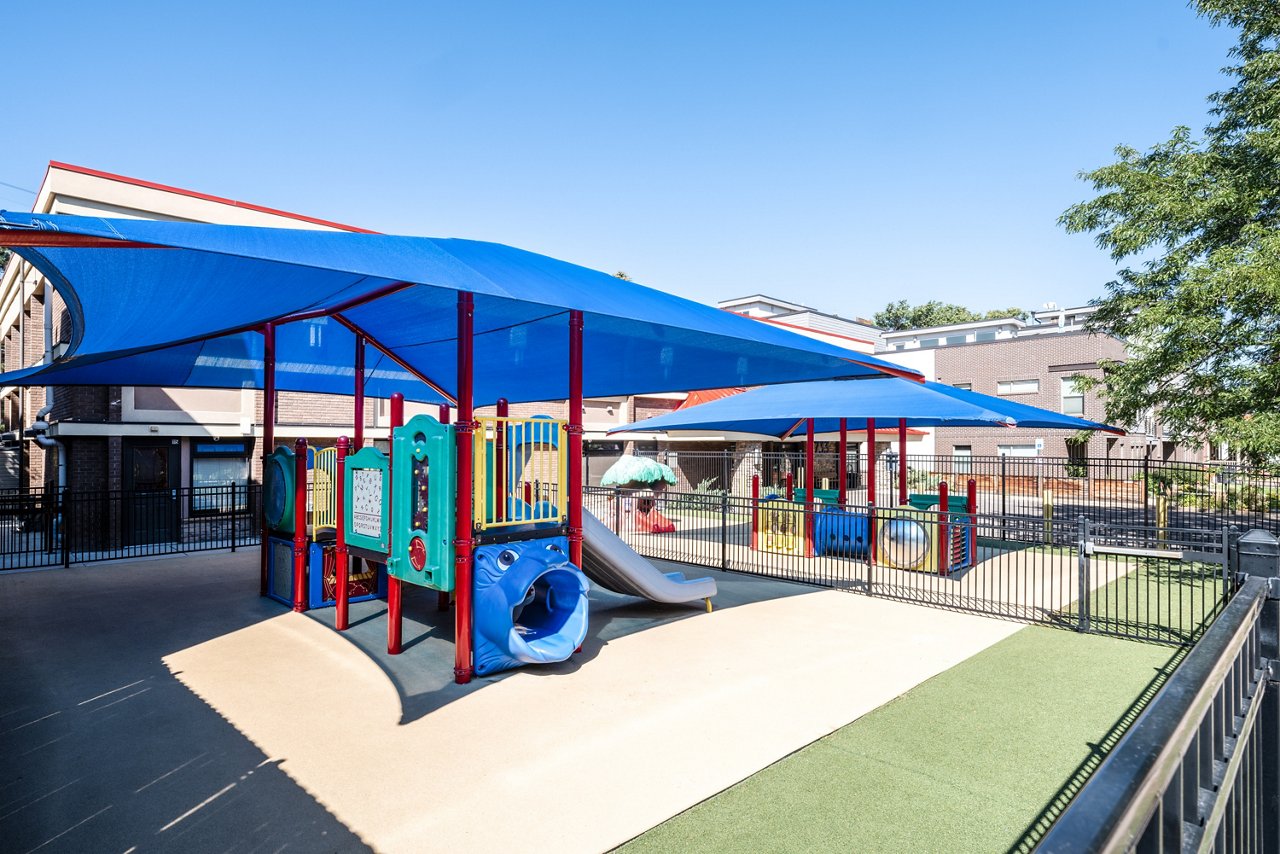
[952,382,972,391]
[1066,439,1088,476]
[1061,378,1084,416]
[920,337,939,348]
[191,441,250,513]
[975,331,997,342]
[997,379,1039,396]
[953,445,972,474]
[945,334,968,345]
[997,443,1038,457]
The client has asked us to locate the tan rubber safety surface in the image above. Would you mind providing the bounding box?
[163,563,1021,852]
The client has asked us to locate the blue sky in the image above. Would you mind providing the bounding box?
[0,2,1237,320]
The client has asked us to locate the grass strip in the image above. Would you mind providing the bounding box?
[620,626,1179,854]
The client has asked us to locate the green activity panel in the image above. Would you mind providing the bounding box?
[264,445,296,534]
[387,414,457,591]
[343,446,391,554]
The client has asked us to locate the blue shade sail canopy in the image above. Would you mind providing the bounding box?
[610,377,1124,438]
[0,321,449,404]
[0,213,920,404]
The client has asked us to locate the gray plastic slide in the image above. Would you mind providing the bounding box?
[581,510,717,603]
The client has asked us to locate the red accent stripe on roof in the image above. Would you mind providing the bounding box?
[677,387,746,409]
[45,161,379,234]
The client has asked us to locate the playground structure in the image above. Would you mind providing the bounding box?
[262,372,717,683]
[748,429,978,575]
[263,441,387,609]
[600,454,679,534]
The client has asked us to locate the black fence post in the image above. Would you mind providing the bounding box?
[1143,455,1151,533]
[1235,528,1280,850]
[173,487,182,553]
[612,486,621,534]
[1263,670,1280,853]
[230,483,237,552]
[61,492,71,568]
[720,488,729,570]
[1000,455,1008,541]
[1076,515,1090,633]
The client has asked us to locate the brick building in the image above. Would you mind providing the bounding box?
[880,305,1208,463]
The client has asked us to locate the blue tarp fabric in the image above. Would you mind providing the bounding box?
[610,377,1123,436]
[0,213,919,404]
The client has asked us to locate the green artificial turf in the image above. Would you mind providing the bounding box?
[1064,556,1227,645]
[619,626,1180,854]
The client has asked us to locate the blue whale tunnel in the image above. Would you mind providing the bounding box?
[473,537,590,676]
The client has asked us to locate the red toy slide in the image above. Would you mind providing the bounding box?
[635,507,676,534]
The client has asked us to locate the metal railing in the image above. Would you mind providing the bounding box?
[0,484,261,570]
[584,485,1231,647]
[624,450,1280,546]
[1036,571,1277,852]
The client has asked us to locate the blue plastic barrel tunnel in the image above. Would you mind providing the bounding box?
[472,536,590,676]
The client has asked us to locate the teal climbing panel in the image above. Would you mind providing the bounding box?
[386,414,457,591]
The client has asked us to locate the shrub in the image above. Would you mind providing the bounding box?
[664,477,725,513]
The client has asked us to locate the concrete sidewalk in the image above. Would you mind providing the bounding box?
[2,552,1021,853]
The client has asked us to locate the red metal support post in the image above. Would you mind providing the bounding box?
[453,293,476,684]
[898,418,908,506]
[495,398,508,523]
[786,472,794,502]
[439,404,451,425]
[260,322,276,596]
[567,310,585,569]
[335,435,350,630]
[387,393,405,655]
[938,479,950,577]
[867,417,877,565]
[838,418,848,506]
[751,474,760,550]
[353,334,365,449]
[967,478,978,567]
[292,437,309,613]
[805,418,815,558]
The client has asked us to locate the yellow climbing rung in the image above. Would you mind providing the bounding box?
[310,446,337,531]
[474,416,567,530]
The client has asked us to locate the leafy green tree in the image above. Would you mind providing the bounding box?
[1061,0,1280,460]
[874,300,1027,331]
[982,307,1030,322]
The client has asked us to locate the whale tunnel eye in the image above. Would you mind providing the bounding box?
[546,543,563,554]
[498,549,519,568]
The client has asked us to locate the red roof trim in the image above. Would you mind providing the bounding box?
[730,311,878,348]
[45,161,379,234]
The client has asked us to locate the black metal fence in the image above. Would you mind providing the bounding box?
[0,484,260,570]
[1037,569,1279,852]
[584,485,1233,647]
[631,450,1280,538]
